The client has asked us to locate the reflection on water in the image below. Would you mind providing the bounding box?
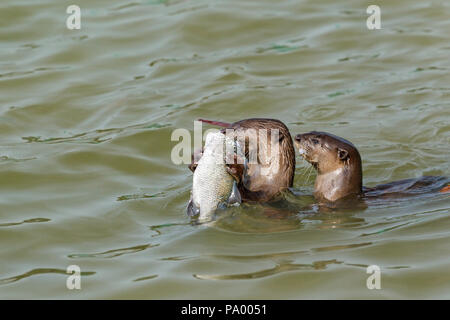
[133,274,158,282]
[194,259,343,280]
[0,218,50,227]
[21,121,171,145]
[194,257,411,281]
[0,268,95,286]
[0,156,37,163]
[117,192,165,201]
[210,250,308,262]
[311,242,372,252]
[68,243,158,259]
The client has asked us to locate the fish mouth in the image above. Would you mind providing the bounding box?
[187,199,200,217]
[297,147,311,161]
[298,147,307,158]
[296,146,318,168]
[294,140,309,158]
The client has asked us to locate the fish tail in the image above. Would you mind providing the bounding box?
[198,119,231,127]
[439,185,450,193]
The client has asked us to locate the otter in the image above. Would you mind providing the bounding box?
[294,131,449,203]
[189,118,296,203]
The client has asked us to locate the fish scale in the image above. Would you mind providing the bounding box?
[191,131,243,222]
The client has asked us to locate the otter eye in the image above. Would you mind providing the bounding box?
[311,138,319,145]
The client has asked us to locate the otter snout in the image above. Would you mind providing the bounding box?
[294,134,307,157]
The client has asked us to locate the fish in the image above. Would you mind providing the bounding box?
[187,131,243,222]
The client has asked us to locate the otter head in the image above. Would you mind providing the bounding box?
[294,131,363,202]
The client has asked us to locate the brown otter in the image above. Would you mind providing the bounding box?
[189,118,296,203]
[294,131,449,203]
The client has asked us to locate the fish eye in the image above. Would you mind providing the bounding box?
[311,138,320,145]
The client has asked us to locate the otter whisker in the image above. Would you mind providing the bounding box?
[303,162,315,186]
[298,159,311,180]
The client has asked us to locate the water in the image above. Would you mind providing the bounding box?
[0,0,449,299]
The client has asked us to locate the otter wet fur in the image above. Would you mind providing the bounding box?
[294,131,449,204]
[187,131,243,222]
[192,118,296,203]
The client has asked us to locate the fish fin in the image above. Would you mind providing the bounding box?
[228,181,242,206]
[198,119,231,127]
[187,198,200,217]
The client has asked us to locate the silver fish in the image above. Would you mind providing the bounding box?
[187,131,243,222]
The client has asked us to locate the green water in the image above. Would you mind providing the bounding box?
[0,0,449,299]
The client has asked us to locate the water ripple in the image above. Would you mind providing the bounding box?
[0,268,95,286]
[0,218,50,228]
[21,122,171,145]
[193,259,343,280]
[68,243,158,259]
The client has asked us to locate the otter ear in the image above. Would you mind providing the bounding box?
[337,148,348,160]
